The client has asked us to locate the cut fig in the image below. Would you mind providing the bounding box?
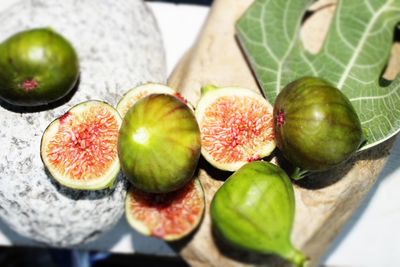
[117,83,175,117]
[117,83,192,118]
[118,94,201,193]
[195,86,275,171]
[125,178,205,241]
[40,100,122,190]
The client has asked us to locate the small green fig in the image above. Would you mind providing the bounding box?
[211,161,307,267]
[0,28,79,106]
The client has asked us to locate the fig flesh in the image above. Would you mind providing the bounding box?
[125,178,205,241]
[40,100,122,190]
[211,161,307,267]
[118,94,201,193]
[0,28,79,107]
[195,86,275,171]
[117,83,176,117]
[274,77,363,173]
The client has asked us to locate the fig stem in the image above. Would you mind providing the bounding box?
[284,248,309,267]
[201,84,218,95]
[357,131,368,152]
[291,167,310,180]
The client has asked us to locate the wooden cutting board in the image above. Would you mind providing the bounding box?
[168,0,399,266]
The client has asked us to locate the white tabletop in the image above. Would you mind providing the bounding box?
[1,1,400,266]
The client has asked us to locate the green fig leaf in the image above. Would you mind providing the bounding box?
[236,0,400,150]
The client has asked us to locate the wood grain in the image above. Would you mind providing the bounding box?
[168,0,399,266]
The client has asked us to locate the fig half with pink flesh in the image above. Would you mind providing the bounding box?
[117,83,176,117]
[40,100,122,190]
[117,83,191,118]
[125,178,205,241]
[195,86,275,171]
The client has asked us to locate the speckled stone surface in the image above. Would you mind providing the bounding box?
[0,0,166,246]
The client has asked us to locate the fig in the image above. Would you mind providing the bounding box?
[117,83,192,118]
[125,178,205,241]
[118,94,201,193]
[273,77,363,174]
[40,100,122,190]
[117,83,176,117]
[211,161,307,267]
[0,28,79,107]
[195,85,275,171]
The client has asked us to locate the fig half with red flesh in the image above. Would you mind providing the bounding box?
[195,86,275,171]
[117,83,175,117]
[40,100,122,190]
[125,178,205,241]
[117,83,191,118]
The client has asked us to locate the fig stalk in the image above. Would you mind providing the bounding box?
[200,84,218,94]
[285,248,309,267]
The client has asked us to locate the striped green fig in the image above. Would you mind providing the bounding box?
[118,94,201,193]
[274,77,363,173]
[211,161,307,266]
[0,28,79,106]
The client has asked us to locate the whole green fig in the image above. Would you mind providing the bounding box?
[0,28,79,106]
[118,93,201,193]
[274,77,363,175]
[211,161,307,267]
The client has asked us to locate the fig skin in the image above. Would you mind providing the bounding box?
[211,161,307,267]
[274,77,363,172]
[0,28,79,106]
[118,94,201,193]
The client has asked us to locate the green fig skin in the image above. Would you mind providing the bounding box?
[0,28,79,106]
[274,77,363,172]
[211,161,307,266]
[118,94,201,193]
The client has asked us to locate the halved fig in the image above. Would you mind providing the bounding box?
[195,86,275,171]
[40,100,122,190]
[117,83,175,117]
[117,83,191,118]
[118,94,201,193]
[125,178,205,241]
